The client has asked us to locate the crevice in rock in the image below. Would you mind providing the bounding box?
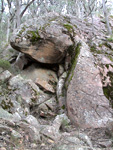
[103,71,113,108]
[22,60,33,70]
[65,42,81,89]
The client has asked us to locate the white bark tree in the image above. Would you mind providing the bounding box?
[102,0,112,35]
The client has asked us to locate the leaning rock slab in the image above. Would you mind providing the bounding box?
[66,36,113,128]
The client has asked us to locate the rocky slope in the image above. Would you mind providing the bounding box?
[0,13,113,150]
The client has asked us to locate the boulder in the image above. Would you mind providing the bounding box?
[21,64,58,93]
[66,36,113,129]
[10,13,73,64]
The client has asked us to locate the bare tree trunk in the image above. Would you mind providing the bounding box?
[102,0,112,35]
[0,0,5,23]
[88,0,94,34]
[91,13,95,35]
[0,22,3,40]
[15,0,21,28]
[20,0,36,18]
[6,17,10,42]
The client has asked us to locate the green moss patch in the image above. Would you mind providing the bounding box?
[65,42,81,88]
[107,55,113,62]
[67,45,75,56]
[107,36,113,42]
[98,43,103,47]
[42,23,50,30]
[0,80,14,112]
[18,26,26,36]
[90,45,102,54]
[49,17,58,22]
[27,30,40,42]
[1,99,13,111]
[103,87,109,100]
[63,24,74,33]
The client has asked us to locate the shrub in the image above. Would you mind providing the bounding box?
[0,59,11,70]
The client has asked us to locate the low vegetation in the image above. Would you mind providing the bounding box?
[0,59,11,70]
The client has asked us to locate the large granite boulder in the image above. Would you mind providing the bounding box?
[66,36,113,129]
[10,13,73,64]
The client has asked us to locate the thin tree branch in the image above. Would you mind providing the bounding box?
[20,0,36,18]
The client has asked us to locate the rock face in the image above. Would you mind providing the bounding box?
[10,13,73,64]
[66,36,113,129]
[1,13,113,150]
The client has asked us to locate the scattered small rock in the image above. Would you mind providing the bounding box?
[25,115,40,128]
[0,70,12,82]
[11,130,22,139]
